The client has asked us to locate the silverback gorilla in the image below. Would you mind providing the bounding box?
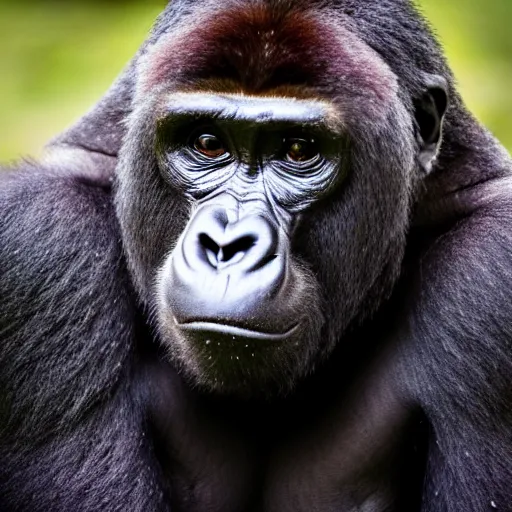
[1,1,512,511]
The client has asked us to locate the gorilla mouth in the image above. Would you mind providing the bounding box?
[178,321,301,341]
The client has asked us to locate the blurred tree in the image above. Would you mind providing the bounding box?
[0,0,510,161]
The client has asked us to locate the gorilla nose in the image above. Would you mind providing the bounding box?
[186,206,279,274]
[168,204,288,326]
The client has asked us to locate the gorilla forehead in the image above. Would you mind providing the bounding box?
[141,1,398,120]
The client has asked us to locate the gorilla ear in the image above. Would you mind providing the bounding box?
[414,75,449,174]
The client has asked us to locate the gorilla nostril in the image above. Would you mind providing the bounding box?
[220,235,256,263]
[198,233,257,268]
[198,233,221,268]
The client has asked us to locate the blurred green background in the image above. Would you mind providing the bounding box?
[0,0,510,161]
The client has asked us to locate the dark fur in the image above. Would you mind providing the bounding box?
[1,1,512,511]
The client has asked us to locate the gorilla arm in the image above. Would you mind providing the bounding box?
[398,181,512,512]
[0,165,166,511]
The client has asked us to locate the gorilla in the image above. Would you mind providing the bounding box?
[1,1,511,511]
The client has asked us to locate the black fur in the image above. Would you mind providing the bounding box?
[1,1,511,511]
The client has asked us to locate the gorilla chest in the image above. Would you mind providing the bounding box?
[171,463,397,512]
[162,396,415,512]
[166,428,409,512]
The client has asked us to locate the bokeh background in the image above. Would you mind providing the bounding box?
[0,0,510,161]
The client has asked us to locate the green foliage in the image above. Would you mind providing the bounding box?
[0,0,510,161]
[0,1,162,161]
[420,0,512,151]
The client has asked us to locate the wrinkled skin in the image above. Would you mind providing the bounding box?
[1,1,512,512]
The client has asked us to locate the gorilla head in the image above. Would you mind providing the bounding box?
[115,1,447,397]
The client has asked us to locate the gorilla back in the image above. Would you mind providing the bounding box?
[1,1,512,511]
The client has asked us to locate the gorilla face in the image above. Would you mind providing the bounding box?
[115,3,446,397]
[154,94,339,395]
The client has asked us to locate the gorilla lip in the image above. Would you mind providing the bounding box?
[177,321,301,341]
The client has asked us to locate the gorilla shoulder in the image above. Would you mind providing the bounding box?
[0,162,135,443]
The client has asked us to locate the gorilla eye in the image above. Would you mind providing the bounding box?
[283,137,319,163]
[193,134,227,158]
